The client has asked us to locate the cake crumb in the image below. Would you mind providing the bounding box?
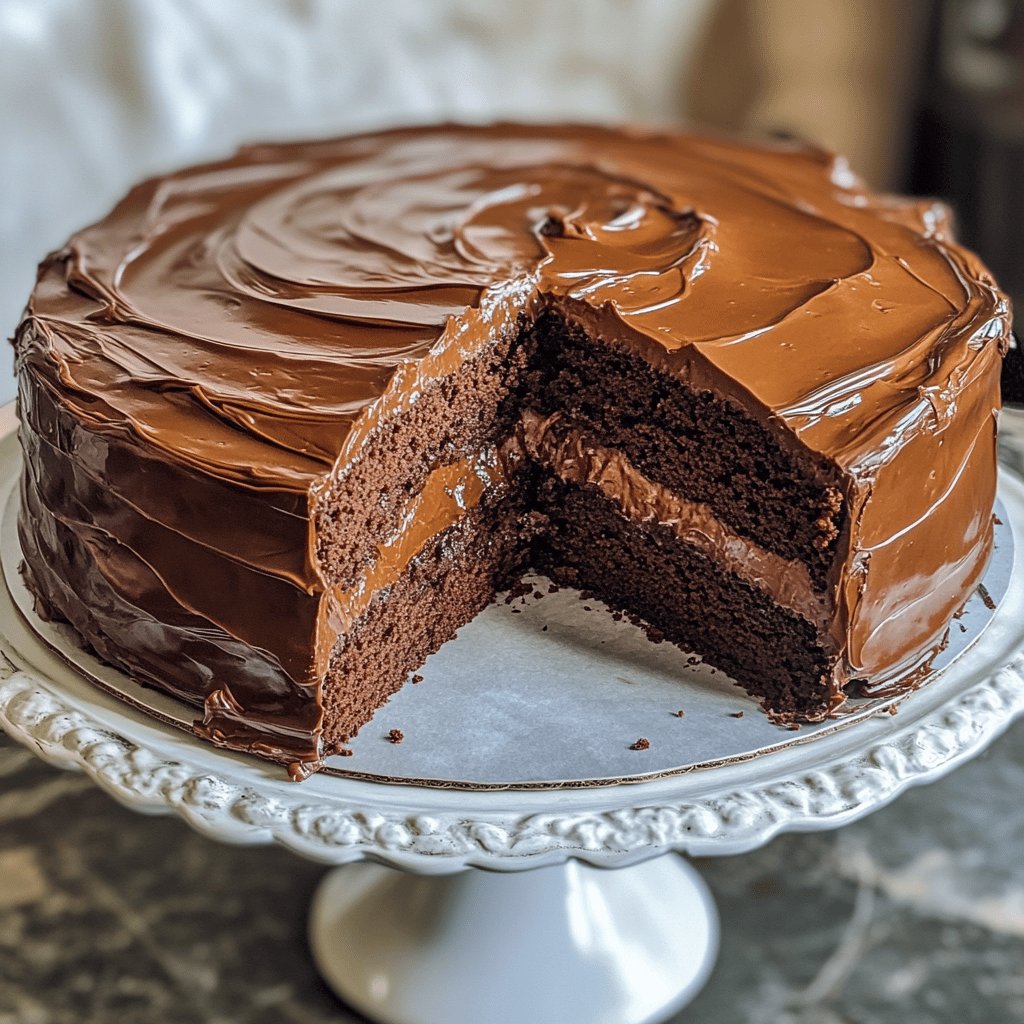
[995,515,1004,525]
[533,591,544,600]
[958,622,967,633]
[730,711,745,718]
[548,583,560,594]
[337,747,354,757]
[672,709,686,718]
[583,605,593,612]
[977,583,996,611]
[612,611,623,622]
[503,579,533,604]
[542,625,548,632]
[886,705,899,717]
[629,738,650,751]
[411,673,424,684]
[387,728,404,744]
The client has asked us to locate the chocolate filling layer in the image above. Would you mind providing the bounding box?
[518,410,829,629]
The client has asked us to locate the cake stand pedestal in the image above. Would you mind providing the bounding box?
[2,401,1024,1022]
[309,855,717,1024]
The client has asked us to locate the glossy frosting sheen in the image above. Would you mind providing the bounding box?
[13,124,1009,770]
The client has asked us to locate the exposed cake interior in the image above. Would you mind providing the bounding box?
[314,305,849,745]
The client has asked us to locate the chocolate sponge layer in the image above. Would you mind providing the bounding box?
[532,477,835,719]
[320,484,537,746]
[523,310,845,588]
[311,309,847,745]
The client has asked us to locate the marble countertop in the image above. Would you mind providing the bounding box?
[0,715,1021,1024]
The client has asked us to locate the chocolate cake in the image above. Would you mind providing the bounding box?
[12,124,1009,778]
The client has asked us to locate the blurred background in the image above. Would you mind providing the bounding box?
[4,3,1024,1022]
[4,0,1023,404]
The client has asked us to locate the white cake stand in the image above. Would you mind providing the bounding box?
[1,399,1024,1024]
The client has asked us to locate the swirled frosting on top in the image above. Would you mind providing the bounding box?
[22,123,1007,485]
[14,123,1010,768]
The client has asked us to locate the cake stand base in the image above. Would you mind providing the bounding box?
[309,854,718,1024]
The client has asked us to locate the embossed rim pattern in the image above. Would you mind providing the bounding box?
[1,399,1023,873]
[1,647,1023,872]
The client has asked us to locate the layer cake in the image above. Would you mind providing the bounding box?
[12,124,1010,777]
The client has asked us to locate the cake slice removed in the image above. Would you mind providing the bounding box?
[308,299,995,753]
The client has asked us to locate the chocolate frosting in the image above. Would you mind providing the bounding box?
[12,123,1009,770]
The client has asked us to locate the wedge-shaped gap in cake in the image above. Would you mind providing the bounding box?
[312,298,852,745]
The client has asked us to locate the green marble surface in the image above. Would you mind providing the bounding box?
[0,716,1021,1024]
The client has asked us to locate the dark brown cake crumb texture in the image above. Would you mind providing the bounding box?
[315,308,847,745]
[504,578,534,604]
[320,494,532,746]
[387,728,404,744]
[525,311,845,587]
[629,738,651,751]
